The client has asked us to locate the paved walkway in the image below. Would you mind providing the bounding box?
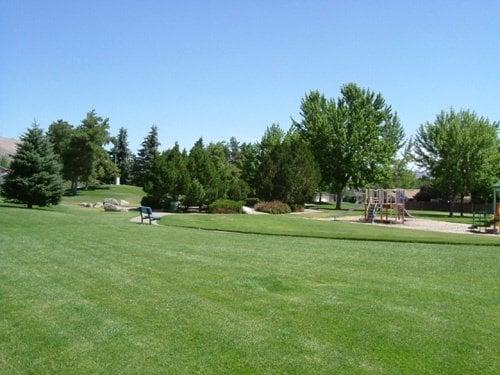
[130,212,170,225]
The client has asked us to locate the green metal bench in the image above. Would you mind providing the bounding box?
[139,206,161,225]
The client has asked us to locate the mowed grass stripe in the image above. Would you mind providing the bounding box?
[160,213,500,247]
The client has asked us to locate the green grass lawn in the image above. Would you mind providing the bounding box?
[61,184,145,206]
[0,187,499,373]
[161,213,499,246]
[409,210,476,224]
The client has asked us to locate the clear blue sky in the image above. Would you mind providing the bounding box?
[1,0,499,152]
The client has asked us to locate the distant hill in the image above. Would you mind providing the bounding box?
[0,137,18,158]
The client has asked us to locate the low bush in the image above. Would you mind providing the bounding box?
[140,195,162,209]
[245,197,260,207]
[289,203,304,212]
[207,199,243,214]
[255,201,291,214]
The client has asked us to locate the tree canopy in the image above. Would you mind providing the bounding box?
[294,83,404,208]
[1,124,64,208]
[414,109,499,216]
[132,125,160,187]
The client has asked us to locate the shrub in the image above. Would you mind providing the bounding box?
[289,203,304,212]
[208,199,243,214]
[140,195,162,209]
[245,197,260,207]
[255,200,291,214]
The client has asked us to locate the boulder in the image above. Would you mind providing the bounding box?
[103,198,119,205]
[119,199,130,206]
[79,202,92,207]
[103,203,126,212]
[93,202,103,208]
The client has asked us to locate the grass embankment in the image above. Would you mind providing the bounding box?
[61,184,144,206]
[160,214,500,246]
[0,202,499,373]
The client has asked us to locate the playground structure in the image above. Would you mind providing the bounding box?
[471,181,500,234]
[363,189,407,224]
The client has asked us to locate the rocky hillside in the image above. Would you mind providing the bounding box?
[0,137,18,157]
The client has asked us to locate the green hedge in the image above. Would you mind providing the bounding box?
[255,201,291,214]
[207,199,243,214]
[245,197,260,207]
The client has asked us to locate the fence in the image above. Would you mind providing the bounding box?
[406,201,491,213]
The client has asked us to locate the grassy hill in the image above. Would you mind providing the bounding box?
[62,184,145,206]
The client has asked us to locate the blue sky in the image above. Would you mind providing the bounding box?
[1,0,499,152]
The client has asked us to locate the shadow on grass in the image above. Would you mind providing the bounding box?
[412,212,473,219]
[0,202,57,211]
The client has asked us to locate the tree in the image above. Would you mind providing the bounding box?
[47,111,116,194]
[279,133,321,204]
[1,124,64,208]
[62,129,95,194]
[384,140,419,189]
[56,111,116,194]
[294,84,404,208]
[255,125,320,204]
[0,155,10,168]
[255,125,285,201]
[47,119,73,158]
[238,142,259,196]
[187,138,223,205]
[143,143,190,206]
[132,125,160,187]
[414,109,499,216]
[110,127,132,184]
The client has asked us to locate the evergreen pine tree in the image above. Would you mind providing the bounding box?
[110,127,132,184]
[132,125,160,187]
[1,124,64,208]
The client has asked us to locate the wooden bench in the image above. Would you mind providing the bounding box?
[139,206,161,225]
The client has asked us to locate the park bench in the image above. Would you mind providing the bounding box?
[139,206,161,225]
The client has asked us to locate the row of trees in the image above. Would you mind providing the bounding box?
[139,125,321,209]
[137,83,410,210]
[414,109,499,215]
[1,83,498,213]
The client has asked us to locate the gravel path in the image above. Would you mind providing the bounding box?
[320,215,493,236]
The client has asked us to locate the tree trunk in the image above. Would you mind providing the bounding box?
[27,203,33,209]
[319,191,322,203]
[335,187,343,210]
[460,194,464,217]
[448,199,455,217]
[71,177,78,195]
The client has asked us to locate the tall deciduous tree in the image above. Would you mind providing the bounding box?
[47,119,73,158]
[414,109,499,216]
[294,84,404,208]
[1,124,64,208]
[110,127,132,184]
[132,125,160,187]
